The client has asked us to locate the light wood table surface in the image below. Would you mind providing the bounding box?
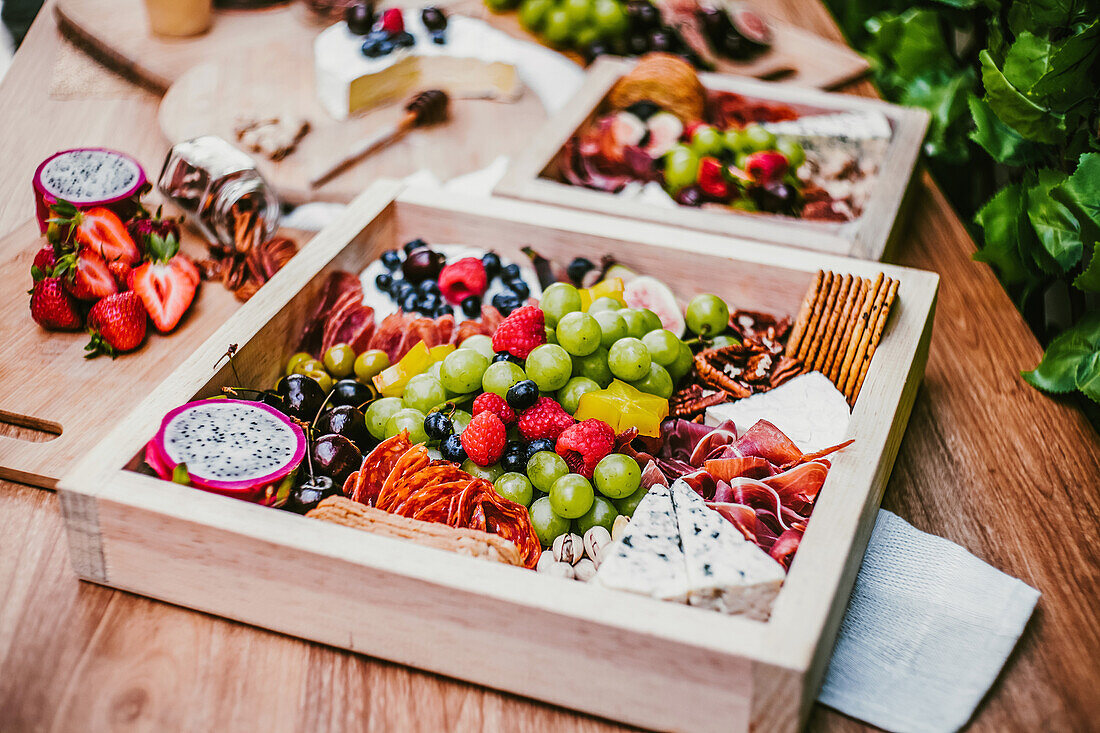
[1,1,1098,732]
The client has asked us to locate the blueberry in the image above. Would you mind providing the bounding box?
[506,379,539,411]
[461,295,482,318]
[626,100,660,121]
[501,447,528,474]
[493,351,522,365]
[401,291,420,312]
[393,281,414,301]
[430,30,447,45]
[500,263,521,281]
[440,434,467,463]
[634,2,660,29]
[376,39,396,56]
[649,29,675,53]
[375,272,393,291]
[403,238,427,255]
[424,412,454,441]
[421,6,447,31]
[419,293,441,312]
[566,257,594,284]
[394,31,415,47]
[526,438,555,459]
[491,292,521,315]
[380,249,402,270]
[362,39,386,58]
[584,42,610,63]
[418,280,441,296]
[434,304,454,318]
[626,33,650,56]
[481,252,501,279]
[509,279,530,300]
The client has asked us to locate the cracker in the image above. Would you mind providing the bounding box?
[796,271,835,363]
[841,274,889,399]
[785,270,823,358]
[824,277,865,380]
[836,273,883,393]
[848,278,900,403]
[810,273,853,373]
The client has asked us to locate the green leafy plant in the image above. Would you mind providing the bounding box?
[825,0,1099,407]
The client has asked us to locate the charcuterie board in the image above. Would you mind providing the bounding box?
[59,181,937,732]
[0,217,311,489]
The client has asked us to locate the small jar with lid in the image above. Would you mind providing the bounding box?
[157,136,281,255]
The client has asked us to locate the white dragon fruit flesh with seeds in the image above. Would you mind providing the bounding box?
[33,148,146,232]
[145,399,306,501]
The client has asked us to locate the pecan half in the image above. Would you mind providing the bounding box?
[670,383,729,418]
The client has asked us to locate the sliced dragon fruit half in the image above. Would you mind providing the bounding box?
[145,399,306,500]
[33,148,146,233]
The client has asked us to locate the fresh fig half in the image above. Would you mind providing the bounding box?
[623,275,687,337]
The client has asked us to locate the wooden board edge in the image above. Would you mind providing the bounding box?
[58,487,108,582]
[53,2,171,94]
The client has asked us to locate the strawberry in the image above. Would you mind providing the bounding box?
[491,305,545,359]
[31,245,57,279]
[461,411,507,467]
[438,258,488,304]
[54,247,119,301]
[85,292,147,358]
[131,233,200,333]
[126,209,181,254]
[556,419,615,478]
[29,277,82,331]
[49,202,140,266]
[109,261,133,291]
[697,157,730,200]
[517,397,574,442]
[743,151,789,184]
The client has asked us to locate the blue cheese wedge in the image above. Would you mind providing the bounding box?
[592,483,689,602]
[670,481,785,621]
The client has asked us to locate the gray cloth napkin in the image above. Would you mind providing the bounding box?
[818,510,1040,732]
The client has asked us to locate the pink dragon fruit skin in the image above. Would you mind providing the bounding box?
[145,399,307,501]
[33,148,147,233]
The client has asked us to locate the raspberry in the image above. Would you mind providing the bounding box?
[461,411,506,467]
[518,397,574,443]
[491,305,545,359]
[697,157,730,200]
[438,257,488,305]
[473,392,515,425]
[555,419,615,478]
[380,8,404,33]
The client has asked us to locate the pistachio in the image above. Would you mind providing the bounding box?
[552,532,584,565]
[573,558,597,582]
[536,550,557,573]
[612,514,630,542]
[545,561,575,580]
[583,526,612,567]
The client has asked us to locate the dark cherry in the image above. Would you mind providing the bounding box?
[752,181,799,214]
[440,434,467,463]
[402,248,446,283]
[283,475,336,514]
[273,373,326,421]
[461,295,482,318]
[329,378,374,409]
[421,6,447,31]
[506,379,539,411]
[316,405,370,448]
[311,434,363,487]
[345,2,375,35]
[631,2,660,30]
[583,42,610,63]
[674,185,704,207]
[526,438,555,459]
[566,257,594,285]
[648,29,674,53]
[626,33,651,56]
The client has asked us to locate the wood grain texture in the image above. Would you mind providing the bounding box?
[1,3,1099,733]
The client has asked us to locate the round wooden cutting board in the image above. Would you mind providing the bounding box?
[158,38,548,205]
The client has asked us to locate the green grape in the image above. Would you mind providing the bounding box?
[574,496,618,535]
[636,308,663,334]
[711,334,741,349]
[685,294,730,336]
[642,328,681,366]
[460,334,495,360]
[662,144,698,192]
[518,0,553,30]
[724,128,753,155]
[556,311,602,356]
[426,360,444,382]
[608,337,651,381]
[743,123,777,152]
[777,137,805,169]
[690,125,724,157]
[571,348,613,387]
[449,409,473,435]
[562,0,592,27]
[481,360,527,397]
[494,472,534,507]
[618,308,649,339]
[462,459,504,482]
[353,349,390,382]
[730,197,758,212]
[591,0,627,38]
[667,341,694,382]
[588,296,622,313]
[545,326,558,344]
[305,370,334,394]
[542,7,573,46]
[593,453,641,499]
[527,450,569,492]
[541,282,583,328]
[573,25,600,49]
[525,343,572,391]
[322,343,356,378]
[285,351,313,376]
[557,376,600,415]
[294,358,325,376]
[629,362,673,398]
[593,310,627,348]
[386,408,428,443]
[402,374,447,413]
[440,348,489,394]
[612,484,648,517]
[485,0,520,10]
[529,496,570,546]
[365,396,404,440]
[549,473,595,519]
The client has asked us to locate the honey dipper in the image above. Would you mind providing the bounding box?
[310,89,450,188]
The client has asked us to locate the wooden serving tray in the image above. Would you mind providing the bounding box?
[58,181,937,732]
[496,57,931,261]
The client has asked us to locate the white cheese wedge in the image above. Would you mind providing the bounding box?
[762,110,893,140]
[670,481,785,621]
[704,372,850,454]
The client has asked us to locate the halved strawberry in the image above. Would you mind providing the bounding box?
[743,151,789,184]
[49,202,140,266]
[131,233,199,333]
[54,247,119,301]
